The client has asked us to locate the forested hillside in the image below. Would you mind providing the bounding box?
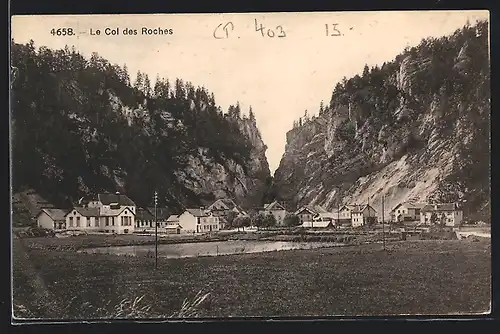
[11,40,271,211]
[273,20,490,221]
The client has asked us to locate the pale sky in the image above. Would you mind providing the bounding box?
[11,11,489,174]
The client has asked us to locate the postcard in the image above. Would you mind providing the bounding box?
[10,11,491,321]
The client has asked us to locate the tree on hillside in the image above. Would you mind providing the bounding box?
[319,100,324,116]
[249,106,255,122]
[143,74,152,97]
[133,70,143,91]
[363,64,370,77]
[122,64,130,85]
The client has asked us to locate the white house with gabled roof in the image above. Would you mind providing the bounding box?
[390,202,426,222]
[260,201,287,226]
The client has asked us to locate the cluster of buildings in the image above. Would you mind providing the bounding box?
[34,192,465,234]
[292,200,464,228]
[390,202,463,226]
[36,193,249,235]
[294,204,377,228]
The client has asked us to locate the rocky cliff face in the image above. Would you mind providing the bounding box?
[10,41,270,210]
[174,117,270,209]
[273,21,490,220]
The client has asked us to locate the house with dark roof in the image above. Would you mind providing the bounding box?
[87,192,136,214]
[135,208,155,229]
[390,202,426,222]
[294,205,330,224]
[64,205,135,234]
[36,208,68,230]
[208,199,248,221]
[259,201,287,226]
[177,208,221,234]
[135,207,172,231]
[419,203,463,226]
[294,206,317,224]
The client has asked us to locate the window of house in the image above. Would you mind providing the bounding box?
[69,217,73,227]
[111,217,115,226]
[76,217,80,227]
[95,218,99,227]
[105,217,109,226]
[87,218,91,227]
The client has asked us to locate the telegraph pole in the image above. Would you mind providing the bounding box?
[154,191,158,269]
[337,201,340,228]
[382,194,386,251]
[367,196,370,226]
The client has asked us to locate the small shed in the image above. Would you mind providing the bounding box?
[301,221,334,229]
[36,208,68,230]
[165,224,182,234]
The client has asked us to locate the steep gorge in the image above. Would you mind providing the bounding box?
[272,21,490,221]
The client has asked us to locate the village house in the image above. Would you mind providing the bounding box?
[294,205,336,226]
[146,207,170,228]
[350,204,378,227]
[207,199,247,228]
[294,205,320,223]
[64,207,100,231]
[161,214,183,234]
[313,211,338,225]
[260,201,287,226]
[176,208,221,234]
[61,192,137,234]
[36,208,68,230]
[337,205,356,225]
[135,208,155,230]
[294,206,316,224]
[420,203,463,226]
[65,205,135,234]
[390,202,426,222]
[87,192,136,214]
[208,199,247,217]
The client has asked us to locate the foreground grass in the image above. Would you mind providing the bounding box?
[12,238,490,318]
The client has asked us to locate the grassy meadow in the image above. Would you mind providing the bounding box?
[12,236,491,319]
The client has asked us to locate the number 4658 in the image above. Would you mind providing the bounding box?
[51,28,75,36]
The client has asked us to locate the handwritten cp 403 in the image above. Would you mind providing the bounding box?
[213,19,287,39]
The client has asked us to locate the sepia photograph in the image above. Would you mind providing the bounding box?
[10,10,491,321]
